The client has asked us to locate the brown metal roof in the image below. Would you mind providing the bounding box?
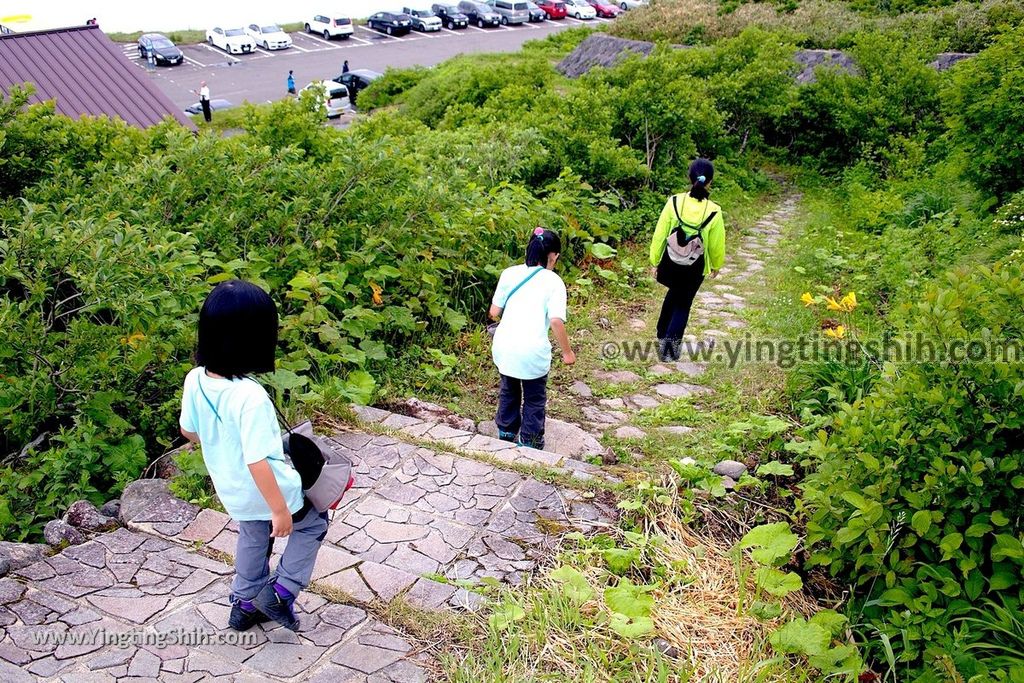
[0,24,195,130]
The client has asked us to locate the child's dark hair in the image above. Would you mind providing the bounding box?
[525,227,561,267]
[688,158,715,201]
[196,280,278,379]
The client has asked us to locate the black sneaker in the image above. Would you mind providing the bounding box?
[497,429,517,443]
[228,600,269,631]
[251,582,300,631]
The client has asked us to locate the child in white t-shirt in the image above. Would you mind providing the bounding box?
[179,280,326,632]
[489,228,576,450]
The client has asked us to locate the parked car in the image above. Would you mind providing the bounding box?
[245,23,292,49]
[617,0,646,8]
[524,2,548,21]
[535,0,568,18]
[206,26,256,54]
[564,0,597,18]
[458,0,502,27]
[485,0,531,24]
[304,14,354,39]
[432,3,470,27]
[367,11,413,35]
[184,98,233,115]
[301,80,350,118]
[586,0,621,16]
[137,33,183,65]
[403,7,443,31]
[333,69,383,107]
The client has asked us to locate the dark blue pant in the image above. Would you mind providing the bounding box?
[496,374,547,450]
[656,257,705,344]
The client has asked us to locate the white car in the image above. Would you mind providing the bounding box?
[206,26,256,54]
[305,14,355,40]
[245,23,292,49]
[403,7,443,31]
[564,0,597,17]
[617,0,646,8]
[301,80,351,118]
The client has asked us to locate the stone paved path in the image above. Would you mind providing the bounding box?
[0,428,615,682]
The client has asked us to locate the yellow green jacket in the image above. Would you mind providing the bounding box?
[649,193,726,276]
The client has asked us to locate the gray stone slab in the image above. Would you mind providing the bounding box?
[244,643,327,678]
[351,405,390,423]
[358,563,417,602]
[653,382,713,398]
[178,509,230,544]
[594,370,642,384]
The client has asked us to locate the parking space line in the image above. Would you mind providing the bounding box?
[199,43,241,62]
[254,46,278,56]
[289,42,311,52]
[565,17,585,24]
[297,32,343,48]
[350,35,374,45]
[183,55,207,67]
[466,24,488,31]
[440,27,461,34]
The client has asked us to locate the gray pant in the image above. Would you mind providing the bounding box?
[231,504,329,601]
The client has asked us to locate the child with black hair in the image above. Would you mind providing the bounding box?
[178,280,327,632]
[489,228,576,450]
[649,158,727,361]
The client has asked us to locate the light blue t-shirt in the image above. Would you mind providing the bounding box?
[179,368,305,521]
[491,264,568,380]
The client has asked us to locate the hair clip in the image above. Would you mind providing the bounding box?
[533,227,545,236]
[697,175,707,184]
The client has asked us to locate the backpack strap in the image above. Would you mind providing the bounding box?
[196,374,222,423]
[501,266,543,309]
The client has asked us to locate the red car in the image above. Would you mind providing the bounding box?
[586,0,620,16]
[536,0,568,18]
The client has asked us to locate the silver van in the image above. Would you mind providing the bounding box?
[486,0,531,23]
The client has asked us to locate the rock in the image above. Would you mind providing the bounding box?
[396,398,475,432]
[626,394,660,410]
[658,426,695,436]
[654,383,712,399]
[721,476,737,491]
[594,370,642,384]
[678,457,696,465]
[598,398,625,410]
[648,364,674,376]
[63,501,117,532]
[0,554,9,577]
[613,426,646,439]
[478,418,606,460]
[628,318,646,330]
[99,500,120,519]
[44,520,86,548]
[119,480,172,524]
[653,637,679,659]
[713,460,748,480]
[569,381,593,398]
[597,317,612,329]
[0,542,49,570]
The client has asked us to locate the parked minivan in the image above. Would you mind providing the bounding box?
[486,0,531,24]
[458,0,502,27]
[305,14,354,40]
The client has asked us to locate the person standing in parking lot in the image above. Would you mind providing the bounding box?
[193,81,212,122]
[287,71,296,95]
[342,60,350,74]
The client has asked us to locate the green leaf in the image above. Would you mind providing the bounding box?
[739,522,799,566]
[991,534,1024,562]
[604,579,655,619]
[939,532,964,558]
[756,461,794,477]
[769,619,831,657]
[340,370,376,405]
[608,613,654,639]
[488,603,526,631]
[808,609,848,638]
[989,570,1017,591]
[589,243,617,259]
[603,548,640,576]
[911,510,931,536]
[754,567,803,597]
[549,566,594,604]
[991,510,1011,526]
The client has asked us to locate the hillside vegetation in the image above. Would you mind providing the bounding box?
[2,6,1024,681]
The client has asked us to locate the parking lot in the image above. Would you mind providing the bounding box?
[120,18,614,112]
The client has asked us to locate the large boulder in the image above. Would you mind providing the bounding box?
[64,500,118,531]
[0,541,49,570]
[100,499,121,518]
[119,478,199,536]
[43,519,85,548]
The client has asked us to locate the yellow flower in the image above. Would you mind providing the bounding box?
[122,332,146,349]
[825,296,844,312]
[840,291,858,311]
[824,325,846,340]
[801,292,816,307]
[370,282,383,306]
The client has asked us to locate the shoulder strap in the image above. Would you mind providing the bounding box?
[502,266,543,308]
[672,194,716,236]
[243,376,294,435]
[196,374,222,423]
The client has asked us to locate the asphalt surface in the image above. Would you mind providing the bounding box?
[121,18,614,112]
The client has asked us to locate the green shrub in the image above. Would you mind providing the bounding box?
[945,26,1024,199]
[798,263,1024,670]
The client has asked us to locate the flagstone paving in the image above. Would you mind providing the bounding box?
[0,428,616,682]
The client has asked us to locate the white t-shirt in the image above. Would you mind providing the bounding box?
[199,86,210,101]
[491,264,567,380]
[179,368,304,521]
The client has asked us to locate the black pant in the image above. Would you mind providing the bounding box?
[656,256,705,345]
[496,374,547,449]
[201,99,212,122]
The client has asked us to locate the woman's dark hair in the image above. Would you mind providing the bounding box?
[525,227,562,267]
[196,280,278,379]
[688,158,715,201]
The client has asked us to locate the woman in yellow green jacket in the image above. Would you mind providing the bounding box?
[648,158,726,361]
